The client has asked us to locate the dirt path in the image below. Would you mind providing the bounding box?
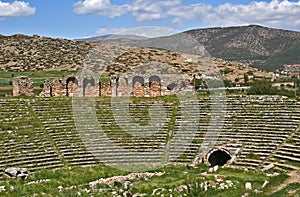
[0,87,12,90]
[271,168,300,194]
[0,87,42,91]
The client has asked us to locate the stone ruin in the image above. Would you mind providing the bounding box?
[194,147,233,167]
[37,73,196,97]
[4,167,29,179]
[12,76,34,96]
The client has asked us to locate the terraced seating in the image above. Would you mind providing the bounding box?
[0,99,63,178]
[166,96,300,171]
[0,95,299,174]
[31,98,99,166]
[268,128,300,169]
[93,101,173,164]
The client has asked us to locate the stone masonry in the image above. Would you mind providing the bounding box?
[12,76,34,96]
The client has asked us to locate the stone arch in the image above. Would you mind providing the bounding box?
[149,75,161,97]
[206,148,232,167]
[66,77,78,97]
[83,78,95,97]
[132,76,144,97]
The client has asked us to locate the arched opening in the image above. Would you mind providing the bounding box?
[132,76,144,97]
[208,149,231,167]
[66,77,78,97]
[149,75,161,97]
[83,78,95,97]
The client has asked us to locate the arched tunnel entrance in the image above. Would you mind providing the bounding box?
[207,149,232,167]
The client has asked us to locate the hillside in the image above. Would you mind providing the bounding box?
[134,25,300,71]
[1,25,299,73]
[0,34,94,72]
[0,33,273,84]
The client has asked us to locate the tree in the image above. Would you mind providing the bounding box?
[244,73,249,83]
[247,80,276,95]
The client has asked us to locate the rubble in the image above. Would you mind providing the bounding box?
[4,167,29,179]
[245,182,252,190]
[89,172,164,188]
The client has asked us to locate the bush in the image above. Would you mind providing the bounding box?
[247,80,276,95]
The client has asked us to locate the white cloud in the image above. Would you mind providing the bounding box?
[0,1,35,20]
[74,0,300,30]
[73,0,130,18]
[95,26,178,38]
[73,0,180,21]
[169,0,300,30]
[203,0,300,29]
[167,3,211,25]
[96,27,129,35]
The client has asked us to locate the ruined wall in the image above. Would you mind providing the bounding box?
[15,73,195,98]
[100,82,112,96]
[51,79,64,97]
[39,79,52,97]
[12,76,34,96]
[150,81,161,97]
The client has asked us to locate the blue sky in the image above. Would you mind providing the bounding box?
[0,0,299,39]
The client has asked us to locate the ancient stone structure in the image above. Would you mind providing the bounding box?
[38,73,195,97]
[39,76,100,97]
[39,79,52,97]
[12,76,34,96]
[194,147,233,167]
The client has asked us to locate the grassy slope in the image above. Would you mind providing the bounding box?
[0,164,292,197]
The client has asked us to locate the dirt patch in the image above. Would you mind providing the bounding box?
[271,169,300,194]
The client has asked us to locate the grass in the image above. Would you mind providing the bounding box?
[0,70,77,79]
[0,164,288,196]
[0,95,299,196]
[0,164,126,197]
[0,70,78,90]
[269,183,300,197]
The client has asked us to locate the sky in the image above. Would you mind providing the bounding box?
[0,0,300,39]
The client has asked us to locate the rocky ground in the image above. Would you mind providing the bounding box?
[0,34,274,84]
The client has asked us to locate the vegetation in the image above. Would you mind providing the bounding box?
[247,80,277,95]
[0,164,291,197]
[185,25,300,71]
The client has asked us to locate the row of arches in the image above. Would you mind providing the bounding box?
[129,75,162,97]
[48,75,165,97]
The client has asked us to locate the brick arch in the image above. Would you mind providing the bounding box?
[149,75,161,97]
[66,77,78,97]
[83,78,95,97]
[132,76,144,97]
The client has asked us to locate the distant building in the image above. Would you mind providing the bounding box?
[283,64,300,77]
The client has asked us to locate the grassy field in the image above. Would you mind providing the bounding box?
[0,164,297,197]
[0,71,78,89]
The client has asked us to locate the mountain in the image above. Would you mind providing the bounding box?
[76,34,148,43]
[0,25,299,72]
[132,25,300,71]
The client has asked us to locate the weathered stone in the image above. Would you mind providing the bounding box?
[133,82,144,97]
[12,76,34,96]
[51,79,64,97]
[39,79,52,97]
[261,163,274,172]
[213,165,219,172]
[100,82,112,96]
[245,182,252,190]
[4,167,29,179]
[262,180,269,189]
[214,174,225,182]
[89,172,164,188]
